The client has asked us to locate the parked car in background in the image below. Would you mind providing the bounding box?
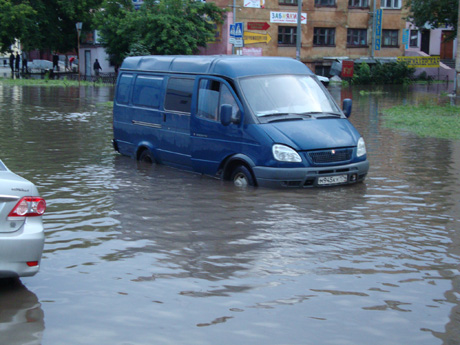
[0,159,46,278]
[316,75,330,87]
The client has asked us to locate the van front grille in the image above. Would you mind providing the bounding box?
[308,148,353,164]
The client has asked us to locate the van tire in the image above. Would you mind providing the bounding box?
[231,166,255,187]
[139,149,154,164]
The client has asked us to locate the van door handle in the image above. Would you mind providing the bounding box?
[163,113,166,122]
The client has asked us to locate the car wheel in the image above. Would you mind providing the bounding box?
[231,166,255,187]
[139,149,154,164]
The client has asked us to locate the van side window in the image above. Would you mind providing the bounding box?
[164,78,194,113]
[197,79,220,121]
[132,75,163,108]
[116,74,133,105]
[197,80,239,121]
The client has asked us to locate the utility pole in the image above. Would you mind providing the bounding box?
[455,0,460,94]
[371,0,376,59]
[296,0,302,61]
[232,0,236,55]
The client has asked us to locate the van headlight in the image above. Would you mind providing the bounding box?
[357,137,366,157]
[272,144,302,162]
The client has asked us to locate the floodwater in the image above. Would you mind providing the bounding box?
[0,82,459,345]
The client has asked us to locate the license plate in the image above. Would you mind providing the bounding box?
[317,175,347,185]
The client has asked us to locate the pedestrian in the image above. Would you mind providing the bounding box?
[15,52,20,72]
[53,53,59,71]
[93,59,102,77]
[22,51,28,74]
[69,56,75,71]
[9,53,14,73]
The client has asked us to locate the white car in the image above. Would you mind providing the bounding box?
[316,75,330,86]
[0,159,46,278]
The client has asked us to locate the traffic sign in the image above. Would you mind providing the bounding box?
[247,22,270,31]
[234,22,244,38]
[243,32,271,44]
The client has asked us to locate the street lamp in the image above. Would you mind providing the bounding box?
[76,22,82,84]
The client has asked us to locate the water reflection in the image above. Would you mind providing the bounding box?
[0,279,44,345]
[0,83,459,344]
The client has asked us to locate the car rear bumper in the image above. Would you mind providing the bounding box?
[0,221,45,278]
[253,160,369,188]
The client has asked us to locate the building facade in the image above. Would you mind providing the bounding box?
[206,0,408,75]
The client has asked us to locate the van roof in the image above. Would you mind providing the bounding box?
[119,55,314,79]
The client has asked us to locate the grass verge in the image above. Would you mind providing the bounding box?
[382,104,460,140]
[0,77,111,87]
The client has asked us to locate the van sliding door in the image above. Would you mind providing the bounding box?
[163,77,194,169]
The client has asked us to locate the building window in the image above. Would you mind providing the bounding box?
[382,30,399,47]
[315,0,336,7]
[381,0,401,9]
[279,0,298,5]
[278,26,297,46]
[314,28,335,46]
[347,29,368,47]
[348,0,368,7]
[315,65,331,77]
[409,30,418,47]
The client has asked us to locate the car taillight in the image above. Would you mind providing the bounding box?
[8,197,46,217]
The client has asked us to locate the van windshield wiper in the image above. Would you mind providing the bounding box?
[258,112,313,123]
[258,112,312,118]
[258,112,291,117]
[301,111,342,118]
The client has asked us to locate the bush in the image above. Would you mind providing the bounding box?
[351,61,415,85]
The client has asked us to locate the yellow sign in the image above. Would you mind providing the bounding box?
[244,32,271,44]
[397,56,440,68]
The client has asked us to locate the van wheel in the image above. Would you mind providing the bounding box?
[231,166,255,187]
[139,149,154,164]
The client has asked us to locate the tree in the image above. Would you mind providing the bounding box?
[0,0,36,52]
[406,0,459,33]
[0,0,103,54]
[94,0,135,69]
[96,0,225,68]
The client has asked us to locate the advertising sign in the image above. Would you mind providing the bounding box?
[341,60,355,78]
[270,12,307,24]
[244,0,265,8]
[242,47,263,56]
[397,56,440,68]
[374,9,382,51]
[402,29,409,49]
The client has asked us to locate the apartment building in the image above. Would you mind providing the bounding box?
[207,0,407,75]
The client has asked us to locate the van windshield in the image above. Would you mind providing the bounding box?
[240,75,341,118]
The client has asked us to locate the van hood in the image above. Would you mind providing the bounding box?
[261,119,361,150]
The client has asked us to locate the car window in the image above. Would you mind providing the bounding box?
[116,73,133,105]
[132,75,163,108]
[197,79,239,122]
[164,77,194,113]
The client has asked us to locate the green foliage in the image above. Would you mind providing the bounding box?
[405,0,458,34]
[0,0,103,53]
[352,62,416,85]
[0,0,36,52]
[382,103,460,140]
[96,0,225,68]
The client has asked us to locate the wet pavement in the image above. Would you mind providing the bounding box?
[0,82,459,344]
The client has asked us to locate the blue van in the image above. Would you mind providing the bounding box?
[112,55,369,188]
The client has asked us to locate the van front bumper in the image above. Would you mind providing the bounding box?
[253,160,369,188]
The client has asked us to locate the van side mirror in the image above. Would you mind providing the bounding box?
[343,98,352,118]
[220,104,240,126]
